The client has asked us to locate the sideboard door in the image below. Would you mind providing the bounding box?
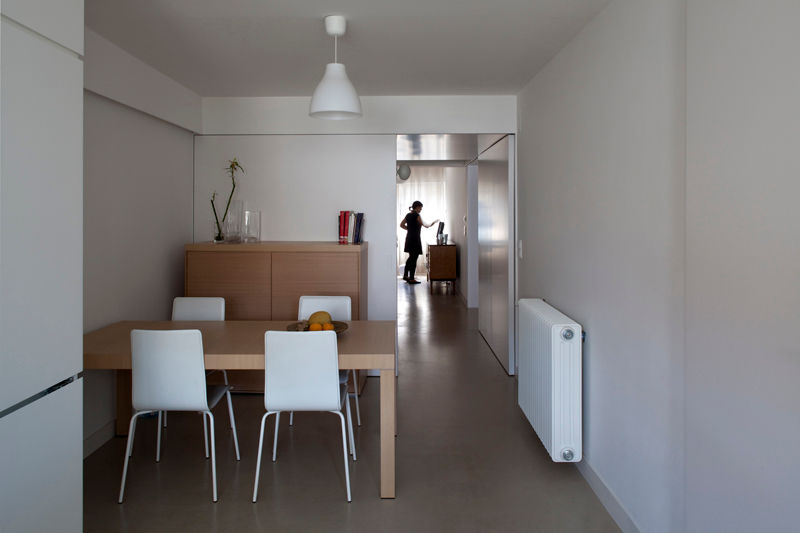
[271,252,362,320]
[185,251,271,319]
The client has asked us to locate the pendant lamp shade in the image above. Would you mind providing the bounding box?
[309,63,362,119]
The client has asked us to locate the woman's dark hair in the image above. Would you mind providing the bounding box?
[410,201,423,210]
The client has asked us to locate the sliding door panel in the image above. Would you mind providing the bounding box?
[477,136,514,374]
[0,20,83,408]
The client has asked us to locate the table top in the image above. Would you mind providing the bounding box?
[84,320,396,371]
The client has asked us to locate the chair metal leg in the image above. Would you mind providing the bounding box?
[252,412,271,502]
[345,396,356,461]
[272,412,281,462]
[203,413,209,458]
[119,412,143,503]
[156,411,163,462]
[225,390,241,461]
[351,370,361,426]
[206,412,218,502]
[128,414,139,458]
[289,411,294,426]
[333,411,352,502]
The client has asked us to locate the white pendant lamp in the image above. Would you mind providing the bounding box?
[309,15,362,120]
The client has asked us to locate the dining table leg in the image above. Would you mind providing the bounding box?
[115,370,133,435]
[380,369,396,498]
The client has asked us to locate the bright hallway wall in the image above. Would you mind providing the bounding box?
[516,1,686,531]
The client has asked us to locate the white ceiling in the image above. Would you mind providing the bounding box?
[85,0,610,98]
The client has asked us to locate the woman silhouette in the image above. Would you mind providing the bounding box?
[400,201,439,284]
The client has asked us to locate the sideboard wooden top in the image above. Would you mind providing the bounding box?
[186,241,368,253]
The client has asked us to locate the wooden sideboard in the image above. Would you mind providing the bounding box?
[426,244,457,293]
[185,241,368,391]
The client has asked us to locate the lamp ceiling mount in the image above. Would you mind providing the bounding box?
[324,15,346,37]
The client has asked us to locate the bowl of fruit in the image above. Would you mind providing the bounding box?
[286,311,349,335]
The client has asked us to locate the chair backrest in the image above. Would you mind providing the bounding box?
[130,329,209,412]
[297,295,352,321]
[264,331,340,412]
[172,297,225,321]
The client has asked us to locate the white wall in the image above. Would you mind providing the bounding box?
[194,135,397,320]
[516,1,686,531]
[2,0,83,54]
[202,95,516,135]
[83,91,194,455]
[685,2,800,531]
[444,167,469,302]
[84,29,202,133]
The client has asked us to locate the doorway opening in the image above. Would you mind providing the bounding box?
[395,133,516,375]
[396,134,478,302]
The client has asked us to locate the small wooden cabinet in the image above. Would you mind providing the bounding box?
[426,244,457,293]
[184,241,368,392]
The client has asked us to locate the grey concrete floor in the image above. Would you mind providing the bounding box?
[83,279,619,532]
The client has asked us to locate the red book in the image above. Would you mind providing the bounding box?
[341,210,350,244]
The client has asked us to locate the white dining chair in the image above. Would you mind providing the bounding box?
[253,331,352,502]
[119,329,240,503]
[168,297,227,437]
[172,296,225,321]
[295,295,361,432]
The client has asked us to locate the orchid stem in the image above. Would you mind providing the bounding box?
[211,197,223,240]
[211,159,243,241]
[221,183,236,226]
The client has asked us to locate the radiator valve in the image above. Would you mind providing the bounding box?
[561,448,575,461]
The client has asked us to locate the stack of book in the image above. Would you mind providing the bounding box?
[338,211,365,244]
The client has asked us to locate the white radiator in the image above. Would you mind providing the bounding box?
[518,299,582,462]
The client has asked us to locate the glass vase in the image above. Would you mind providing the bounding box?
[243,210,261,242]
[223,200,244,243]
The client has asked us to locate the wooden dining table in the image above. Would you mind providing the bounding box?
[84,320,397,498]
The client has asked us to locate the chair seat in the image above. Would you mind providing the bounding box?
[207,384,232,409]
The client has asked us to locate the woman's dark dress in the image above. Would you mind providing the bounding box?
[403,212,423,281]
[403,212,423,255]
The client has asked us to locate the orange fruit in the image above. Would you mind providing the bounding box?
[308,323,322,331]
[322,322,335,331]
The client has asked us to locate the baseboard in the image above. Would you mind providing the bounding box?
[83,419,115,458]
[575,459,642,533]
[456,285,468,306]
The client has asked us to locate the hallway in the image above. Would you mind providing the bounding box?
[83,281,618,532]
[394,280,618,532]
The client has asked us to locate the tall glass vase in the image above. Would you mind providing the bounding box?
[223,200,244,243]
[243,210,261,242]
